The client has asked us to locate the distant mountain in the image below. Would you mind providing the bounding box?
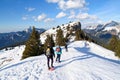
[84,21,120,44]
[0,27,45,49]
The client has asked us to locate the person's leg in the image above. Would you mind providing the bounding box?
[66,48,67,52]
[51,56,54,67]
[66,48,68,52]
[47,56,50,69]
[56,54,58,62]
[58,54,61,62]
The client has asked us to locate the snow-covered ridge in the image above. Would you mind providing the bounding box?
[40,21,81,44]
[0,41,120,80]
[85,20,120,40]
[86,21,120,33]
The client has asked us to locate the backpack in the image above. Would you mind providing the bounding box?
[56,47,61,52]
[46,48,51,56]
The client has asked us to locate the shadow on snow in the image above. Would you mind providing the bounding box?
[74,46,120,65]
[55,46,120,70]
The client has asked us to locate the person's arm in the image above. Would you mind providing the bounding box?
[51,48,55,57]
[44,49,46,56]
[60,47,62,54]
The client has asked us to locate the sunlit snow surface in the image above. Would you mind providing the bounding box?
[0,41,120,80]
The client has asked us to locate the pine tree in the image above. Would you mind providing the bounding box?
[50,35,55,47]
[56,28,65,46]
[67,24,70,31]
[22,27,41,59]
[64,32,70,43]
[108,35,120,58]
[69,29,73,35]
[44,34,55,50]
[108,35,118,52]
[75,29,81,40]
[115,40,120,57]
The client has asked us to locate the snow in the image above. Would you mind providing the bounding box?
[86,21,120,34]
[0,41,120,80]
[40,28,57,44]
[103,26,120,34]
[0,46,25,66]
[40,21,80,44]
[104,21,119,28]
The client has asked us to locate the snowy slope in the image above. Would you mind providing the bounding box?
[0,41,120,80]
[0,46,25,67]
[40,21,81,44]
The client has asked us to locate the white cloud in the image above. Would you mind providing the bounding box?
[36,13,47,22]
[89,15,98,20]
[56,12,66,18]
[69,12,98,20]
[22,16,27,20]
[65,0,86,10]
[32,16,37,21]
[58,0,66,10]
[22,15,29,20]
[46,0,59,3]
[25,7,35,12]
[47,0,87,10]
[76,13,89,20]
[68,10,75,19]
[44,18,54,22]
[46,0,99,26]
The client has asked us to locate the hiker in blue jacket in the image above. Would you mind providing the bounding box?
[55,46,62,62]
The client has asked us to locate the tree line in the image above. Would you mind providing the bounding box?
[106,35,120,58]
[22,26,94,59]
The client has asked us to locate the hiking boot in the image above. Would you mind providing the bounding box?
[48,67,51,70]
[51,66,54,68]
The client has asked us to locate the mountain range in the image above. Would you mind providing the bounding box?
[0,27,45,50]
[84,21,120,44]
[0,21,81,50]
[1,20,119,50]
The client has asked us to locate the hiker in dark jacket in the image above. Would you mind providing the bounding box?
[45,45,55,70]
[65,43,68,52]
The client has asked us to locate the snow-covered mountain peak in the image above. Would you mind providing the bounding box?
[85,20,120,35]
[86,20,120,31]
[40,21,81,43]
[104,20,119,28]
[24,26,33,33]
[24,27,46,33]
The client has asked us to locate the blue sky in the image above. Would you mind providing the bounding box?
[0,0,120,33]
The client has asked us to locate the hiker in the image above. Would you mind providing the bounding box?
[55,46,62,63]
[65,43,68,52]
[45,44,55,70]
